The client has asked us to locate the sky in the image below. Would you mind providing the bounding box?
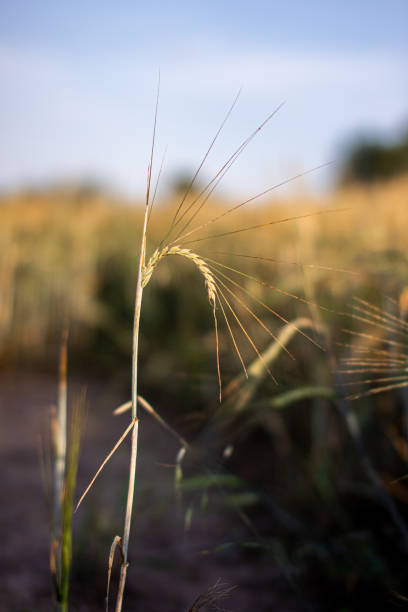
[0,0,407,199]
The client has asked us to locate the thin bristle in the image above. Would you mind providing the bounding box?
[211,250,360,276]
[346,380,408,400]
[343,375,408,386]
[166,89,243,241]
[207,257,324,351]
[188,579,236,612]
[145,73,160,213]
[351,303,408,337]
[210,267,295,361]
[217,284,278,385]
[340,295,408,402]
[354,296,408,331]
[342,328,406,349]
[336,341,406,360]
[174,167,339,246]
[338,368,406,374]
[216,288,249,378]
[341,358,406,367]
[213,305,222,403]
[170,101,285,243]
[147,146,167,228]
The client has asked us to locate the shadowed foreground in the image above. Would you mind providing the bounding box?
[0,371,298,611]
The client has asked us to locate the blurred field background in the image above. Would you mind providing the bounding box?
[1,175,408,378]
[1,1,408,611]
[2,173,408,610]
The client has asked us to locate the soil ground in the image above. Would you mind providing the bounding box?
[0,370,297,612]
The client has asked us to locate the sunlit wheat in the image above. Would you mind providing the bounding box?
[339,295,408,400]
[76,86,347,611]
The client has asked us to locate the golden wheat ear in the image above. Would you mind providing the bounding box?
[142,237,332,404]
[109,87,346,610]
[339,293,408,400]
[142,245,222,398]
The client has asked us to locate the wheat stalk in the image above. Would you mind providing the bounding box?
[76,88,340,611]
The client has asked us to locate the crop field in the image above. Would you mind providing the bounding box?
[1,175,408,610]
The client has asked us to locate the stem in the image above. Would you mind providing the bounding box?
[59,392,84,612]
[115,204,149,612]
[54,327,68,534]
[51,325,69,608]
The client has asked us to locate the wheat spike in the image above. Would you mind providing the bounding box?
[142,245,217,307]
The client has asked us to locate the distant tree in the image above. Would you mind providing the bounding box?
[73,180,105,199]
[340,131,408,185]
[170,170,203,197]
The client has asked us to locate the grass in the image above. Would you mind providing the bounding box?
[39,327,85,611]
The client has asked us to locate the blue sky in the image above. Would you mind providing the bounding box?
[1,1,407,198]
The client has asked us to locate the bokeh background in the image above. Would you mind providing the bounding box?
[1,2,408,610]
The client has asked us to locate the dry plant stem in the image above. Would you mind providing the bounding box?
[115,246,216,609]
[115,203,149,612]
[106,536,124,612]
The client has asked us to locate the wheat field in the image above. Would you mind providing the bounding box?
[1,177,407,365]
[1,175,408,610]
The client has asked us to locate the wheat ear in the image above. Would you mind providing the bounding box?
[143,246,221,399]
[142,245,217,307]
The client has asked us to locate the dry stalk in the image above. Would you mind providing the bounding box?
[115,243,219,611]
[106,536,125,612]
[188,579,235,612]
[107,95,330,610]
[114,197,148,612]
